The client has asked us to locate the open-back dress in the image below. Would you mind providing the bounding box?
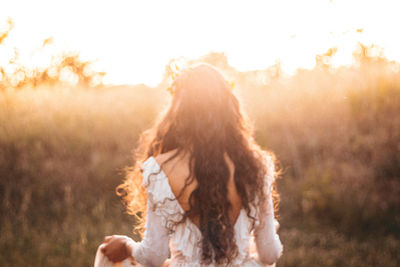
[95,155,283,267]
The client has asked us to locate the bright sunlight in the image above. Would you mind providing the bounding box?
[1,0,400,86]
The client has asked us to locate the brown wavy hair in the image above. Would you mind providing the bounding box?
[117,63,279,265]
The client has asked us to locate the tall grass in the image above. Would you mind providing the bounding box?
[1,57,399,266]
[0,85,166,266]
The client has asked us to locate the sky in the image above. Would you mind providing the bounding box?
[1,0,400,86]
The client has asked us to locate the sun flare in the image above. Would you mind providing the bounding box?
[1,0,400,86]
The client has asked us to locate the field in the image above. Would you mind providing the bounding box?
[1,55,399,266]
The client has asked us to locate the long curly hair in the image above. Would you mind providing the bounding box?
[117,63,279,265]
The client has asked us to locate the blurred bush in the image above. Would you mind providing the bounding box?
[0,84,167,266]
[0,19,105,90]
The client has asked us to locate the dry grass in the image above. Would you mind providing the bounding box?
[1,58,399,266]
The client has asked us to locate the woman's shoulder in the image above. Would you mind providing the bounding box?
[140,154,181,207]
[154,150,198,210]
[153,149,179,165]
[141,150,193,201]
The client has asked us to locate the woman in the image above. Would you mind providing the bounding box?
[96,64,283,266]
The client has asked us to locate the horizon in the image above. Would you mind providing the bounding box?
[1,0,400,87]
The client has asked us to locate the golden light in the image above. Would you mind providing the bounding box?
[1,0,400,86]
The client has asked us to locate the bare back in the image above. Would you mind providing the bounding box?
[154,149,243,228]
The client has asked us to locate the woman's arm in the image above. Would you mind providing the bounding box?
[253,192,283,265]
[253,155,283,265]
[125,195,170,267]
[101,194,170,267]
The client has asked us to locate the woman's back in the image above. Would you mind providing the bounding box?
[154,149,242,228]
[128,151,282,267]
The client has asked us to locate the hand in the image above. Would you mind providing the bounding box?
[161,259,171,267]
[101,235,134,263]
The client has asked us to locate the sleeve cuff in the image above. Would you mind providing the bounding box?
[123,236,139,259]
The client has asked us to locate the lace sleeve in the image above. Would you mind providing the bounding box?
[253,155,283,265]
[126,192,170,267]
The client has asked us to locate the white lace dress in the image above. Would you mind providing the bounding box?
[95,155,283,267]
